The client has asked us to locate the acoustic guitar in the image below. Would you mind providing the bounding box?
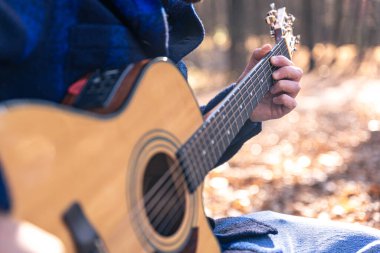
[0,4,298,253]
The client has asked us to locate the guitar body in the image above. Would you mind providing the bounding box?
[0,59,221,253]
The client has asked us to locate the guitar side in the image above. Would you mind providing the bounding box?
[0,59,221,253]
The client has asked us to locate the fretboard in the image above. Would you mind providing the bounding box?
[177,39,290,192]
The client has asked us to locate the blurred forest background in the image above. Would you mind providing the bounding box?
[185,0,380,228]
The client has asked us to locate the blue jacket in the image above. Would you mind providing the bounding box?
[0,0,262,215]
[0,0,204,100]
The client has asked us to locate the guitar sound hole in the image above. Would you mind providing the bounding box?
[143,153,186,237]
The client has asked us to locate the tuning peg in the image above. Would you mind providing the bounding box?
[265,10,277,26]
[291,35,301,52]
[288,14,296,23]
[265,15,276,26]
[296,35,301,45]
[266,3,278,26]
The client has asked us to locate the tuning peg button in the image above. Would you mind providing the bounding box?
[296,35,301,44]
[265,12,277,25]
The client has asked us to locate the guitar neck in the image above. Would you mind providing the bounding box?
[177,39,290,192]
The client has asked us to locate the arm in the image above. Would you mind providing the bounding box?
[202,44,303,165]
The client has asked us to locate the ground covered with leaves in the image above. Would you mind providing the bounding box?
[196,73,380,228]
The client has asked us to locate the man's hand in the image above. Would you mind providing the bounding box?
[237,44,303,122]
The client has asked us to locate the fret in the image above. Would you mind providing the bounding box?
[236,93,248,126]
[198,127,215,174]
[187,132,209,187]
[183,143,201,189]
[212,111,229,156]
[205,122,221,166]
[193,131,211,181]
[224,103,239,138]
[178,39,291,192]
[177,150,197,191]
[211,113,231,163]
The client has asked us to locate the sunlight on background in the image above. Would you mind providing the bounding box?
[187,1,380,227]
[213,28,230,50]
[368,120,380,132]
[195,36,380,226]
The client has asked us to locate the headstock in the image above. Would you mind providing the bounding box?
[265,3,300,58]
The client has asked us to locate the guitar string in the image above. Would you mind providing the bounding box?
[166,39,284,192]
[150,62,282,235]
[134,48,286,237]
[129,41,288,234]
[136,41,286,219]
[135,41,287,232]
[150,52,283,233]
[142,68,285,237]
[181,40,287,184]
[149,42,290,234]
[192,51,279,167]
[129,41,288,235]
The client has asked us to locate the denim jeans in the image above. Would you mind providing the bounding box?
[217,211,380,253]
